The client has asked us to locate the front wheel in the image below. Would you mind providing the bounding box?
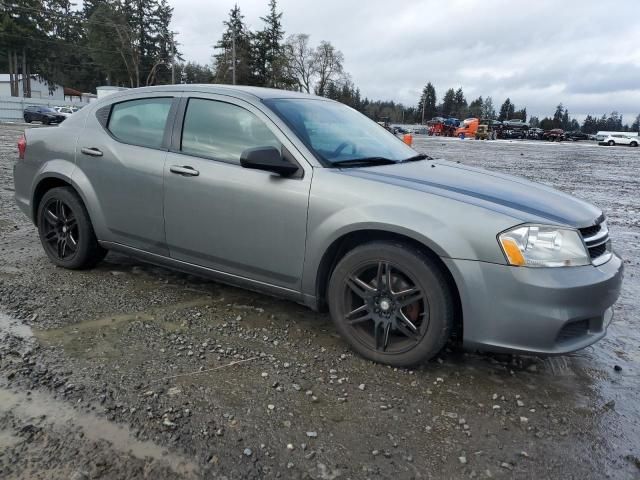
[327,242,454,367]
[608,140,615,146]
[24,115,31,123]
[37,187,107,269]
[630,141,638,147]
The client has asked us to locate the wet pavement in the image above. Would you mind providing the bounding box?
[0,123,639,479]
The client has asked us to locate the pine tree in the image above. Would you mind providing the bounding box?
[213,5,252,85]
[498,98,514,121]
[417,82,436,123]
[481,97,496,120]
[441,88,455,117]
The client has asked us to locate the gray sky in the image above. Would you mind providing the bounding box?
[171,0,640,122]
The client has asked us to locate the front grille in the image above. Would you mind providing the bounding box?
[579,219,611,265]
[579,224,601,238]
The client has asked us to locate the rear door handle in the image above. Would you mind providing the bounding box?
[81,147,103,157]
[169,165,199,176]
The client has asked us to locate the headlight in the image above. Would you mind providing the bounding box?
[498,225,590,267]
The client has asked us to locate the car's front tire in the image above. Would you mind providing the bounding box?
[24,115,31,123]
[37,187,107,269]
[630,141,638,147]
[608,140,615,146]
[42,117,49,125]
[327,241,454,367]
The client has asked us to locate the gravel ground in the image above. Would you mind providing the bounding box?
[0,123,639,479]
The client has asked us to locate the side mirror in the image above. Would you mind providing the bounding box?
[240,146,299,177]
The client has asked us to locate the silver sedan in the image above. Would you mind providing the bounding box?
[13,85,623,366]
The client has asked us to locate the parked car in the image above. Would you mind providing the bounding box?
[23,106,66,125]
[565,131,589,141]
[53,106,75,118]
[543,129,564,141]
[598,134,639,147]
[527,128,545,140]
[13,85,623,367]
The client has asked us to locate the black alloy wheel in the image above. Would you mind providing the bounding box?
[328,242,454,367]
[342,261,426,354]
[37,187,107,269]
[40,198,79,261]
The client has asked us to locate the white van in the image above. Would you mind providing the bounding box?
[595,131,639,142]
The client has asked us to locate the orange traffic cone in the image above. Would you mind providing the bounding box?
[403,133,413,146]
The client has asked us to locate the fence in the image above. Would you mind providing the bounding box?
[0,95,89,122]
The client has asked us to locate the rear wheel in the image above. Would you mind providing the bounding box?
[24,115,31,123]
[42,117,49,125]
[37,187,107,269]
[608,140,615,146]
[327,241,454,367]
[630,141,638,147]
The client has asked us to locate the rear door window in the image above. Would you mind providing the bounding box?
[180,98,280,165]
[108,97,173,149]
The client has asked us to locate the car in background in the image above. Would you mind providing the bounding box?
[23,106,66,125]
[598,134,639,147]
[565,131,589,141]
[543,129,564,141]
[527,128,545,140]
[13,85,623,367]
[54,106,75,118]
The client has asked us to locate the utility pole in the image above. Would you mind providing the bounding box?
[421,96,426,125]
[231,27,236,85]
[170,32,175,84]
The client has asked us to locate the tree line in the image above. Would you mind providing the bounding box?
[414,82,640,133]
[1,1,638,133]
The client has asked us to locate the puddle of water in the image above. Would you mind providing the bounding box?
[0,311,34,340]
[0,386,199,476]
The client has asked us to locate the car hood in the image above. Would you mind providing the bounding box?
[338,159,602,227]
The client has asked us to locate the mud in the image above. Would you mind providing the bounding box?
[1,124,639,479]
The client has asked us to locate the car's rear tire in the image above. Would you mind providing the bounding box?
[630,141,638,147]
[24,115,31,123]
[327,241,454,367]
[37,187,107,269]
[42,117,49,125]
[608,140,615,146]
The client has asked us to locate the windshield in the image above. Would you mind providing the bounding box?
[41,108,57,113]
[264,98,417,166]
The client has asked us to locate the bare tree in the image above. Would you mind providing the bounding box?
[284,34,317,93]
[313,41,344,97]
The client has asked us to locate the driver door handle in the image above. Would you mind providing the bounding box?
[170,165,200,176]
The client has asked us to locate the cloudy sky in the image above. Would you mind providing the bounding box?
[171,0,640,122]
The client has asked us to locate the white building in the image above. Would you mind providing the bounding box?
[0,74,64,100]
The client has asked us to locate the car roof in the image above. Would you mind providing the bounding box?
[98,84,328,104]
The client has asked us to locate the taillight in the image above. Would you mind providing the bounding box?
[17,135,26,159]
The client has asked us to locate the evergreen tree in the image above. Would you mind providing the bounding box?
[467,96,483,118]
[481,96,496,120]
[552,103,564,128]
[253,0,293,88]
[417,82,436,123]
[632,114,640,132]
[213,5,252,85]
[529,116,540,128]
[441,88,455,117]
[453,87,467,118]
[498,98,515,121]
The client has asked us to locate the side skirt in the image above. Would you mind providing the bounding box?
[99,241,313,307]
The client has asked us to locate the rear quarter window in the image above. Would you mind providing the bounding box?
[107,97,173,149]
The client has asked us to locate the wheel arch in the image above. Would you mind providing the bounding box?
[313,229,463,340]
[31,172,105,241]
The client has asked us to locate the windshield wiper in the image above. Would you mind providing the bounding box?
[331,157,397,167]
[399,153,431,163]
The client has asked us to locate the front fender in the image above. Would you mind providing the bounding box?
[301,169,521,299]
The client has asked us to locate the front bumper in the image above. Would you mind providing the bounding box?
[443,254,623,355]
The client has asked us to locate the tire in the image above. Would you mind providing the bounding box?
[42,117,49,125]
[37,187,107,269]
[630,141,638,147]
[24,115,32,123]
[327,241,454,367]
[608,140,615,146]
